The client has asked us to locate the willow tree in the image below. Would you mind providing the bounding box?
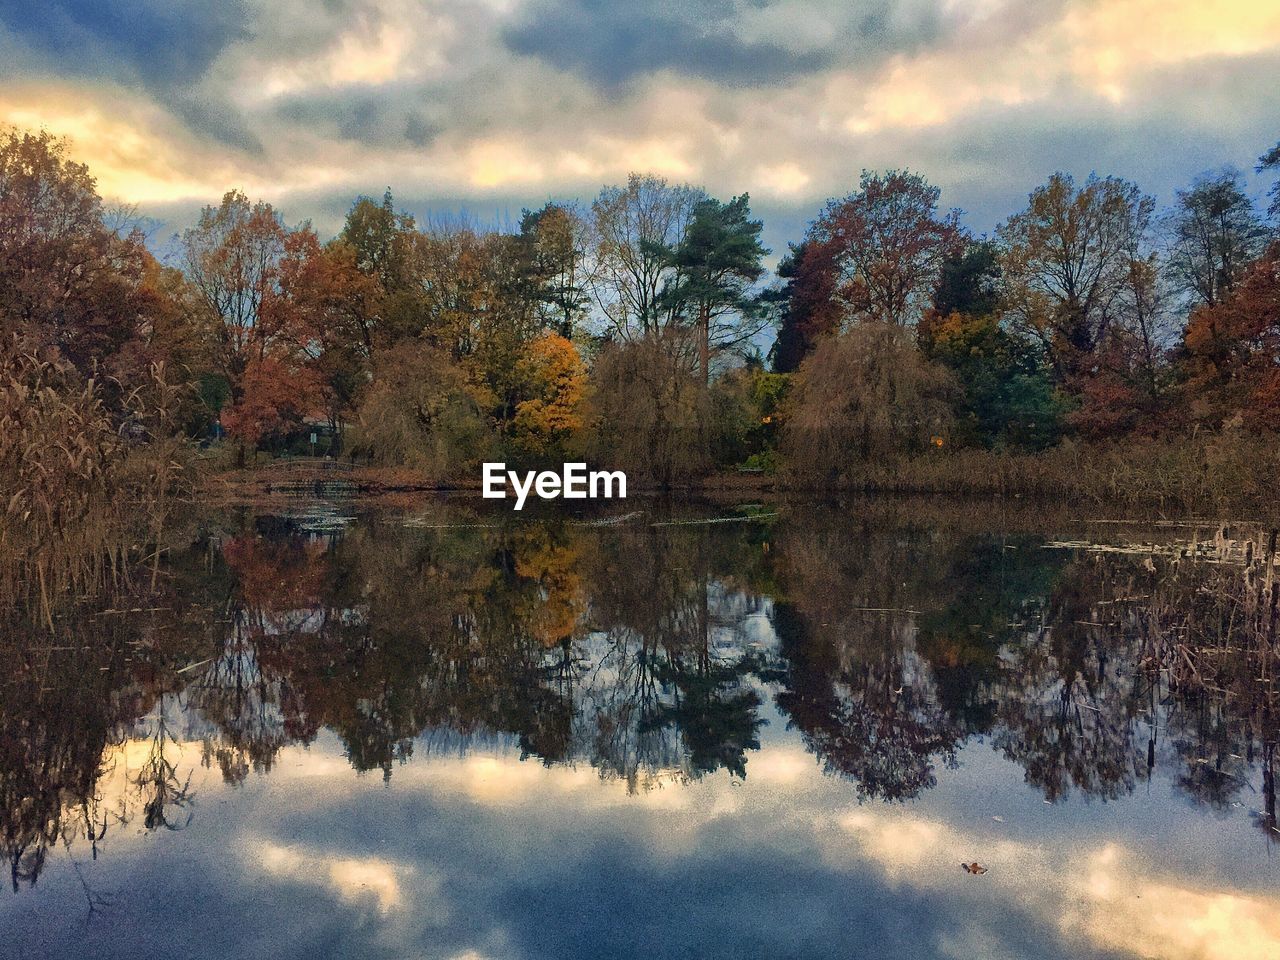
[783,323,956,485]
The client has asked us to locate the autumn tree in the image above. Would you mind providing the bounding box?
[404,229,530,369]
[1102,213,1178,413]
[339,189,417,349]
[925,311,1063,449]
[917,242,1062,449]
[768,240,842,373]
[1165,170,1268,308]
[219,355,323,451]
[514,202,589,338]
[0,129,168,377]
[181,190,289,398]
[1181,242,1280,429]
[353,343,493,477]
[1056,203,1181,439]
[268,229,379,438]
[341,190,415,291]
[512,333,587,459]
[917,240,1002,357]
[805,169,963,328]
[998,173,1154,380]
[654,194,769,383]
[705,363,790,469]
[589,173,703,339]
[132,255,219,432]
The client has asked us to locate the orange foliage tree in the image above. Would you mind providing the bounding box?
[1182,243,1280,429]
[219,355,324,449]
[267,229,379,435]
[512,333,586,458]
[0,129,190,384]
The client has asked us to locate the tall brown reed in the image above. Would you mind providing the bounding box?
[0,341,192,623]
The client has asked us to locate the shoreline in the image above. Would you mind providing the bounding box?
[194,457,1280,522]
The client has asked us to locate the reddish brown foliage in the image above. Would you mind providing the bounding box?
[219,355,324,446]
[1182,243,1280,429]
[810,170,963,328]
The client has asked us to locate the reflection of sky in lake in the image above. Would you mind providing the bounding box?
[10,691,1280,958]
[3,503,1279,959]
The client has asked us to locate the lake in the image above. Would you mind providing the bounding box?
[2,496,1277,959]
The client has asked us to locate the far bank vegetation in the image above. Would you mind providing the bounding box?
[3,125,1280,535]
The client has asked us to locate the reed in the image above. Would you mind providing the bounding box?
[1134,525,1280,721]
[778,430,1280,515]
[0,341,192,622]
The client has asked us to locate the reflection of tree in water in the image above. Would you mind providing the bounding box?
[1166,698,1254,809]
[188,533,334,782]
[174,514,768,790]
[8,502,1280,891]
[989,555,1151,803]
[0,631,120,890]
[645,631,764,780]
[766,506,1277,811]
[773,602,961,800]
[134,708,194,831]
[579,523,766,787]
[768,508,973,800]
[0,607,198,897]
[173,509,1280,810]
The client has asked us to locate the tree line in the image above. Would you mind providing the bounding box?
[2,125,1279,491]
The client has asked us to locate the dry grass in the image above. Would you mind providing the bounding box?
[1127,526,1280,719]
[0,342,192,621]
[779,430,1280,516]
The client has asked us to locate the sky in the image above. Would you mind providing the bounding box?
[1,0,1278,253]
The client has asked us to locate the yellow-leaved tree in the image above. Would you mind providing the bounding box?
[512,333,586,460]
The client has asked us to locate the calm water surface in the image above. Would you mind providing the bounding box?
[2,498,1277,959]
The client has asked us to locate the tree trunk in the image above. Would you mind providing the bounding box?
[699,303,711,385]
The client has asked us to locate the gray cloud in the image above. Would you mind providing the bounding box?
[3,0,1275,272]
[167,94,264,155]
[912,51,1280,232]
[0,0,248,87]
[503,0,944,90]
[270,88,442,149]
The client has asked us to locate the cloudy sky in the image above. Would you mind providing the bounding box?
[2,0,1277,250]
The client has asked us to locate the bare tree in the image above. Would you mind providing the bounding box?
[587,173,703,340]
[1164,169,1268,308]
